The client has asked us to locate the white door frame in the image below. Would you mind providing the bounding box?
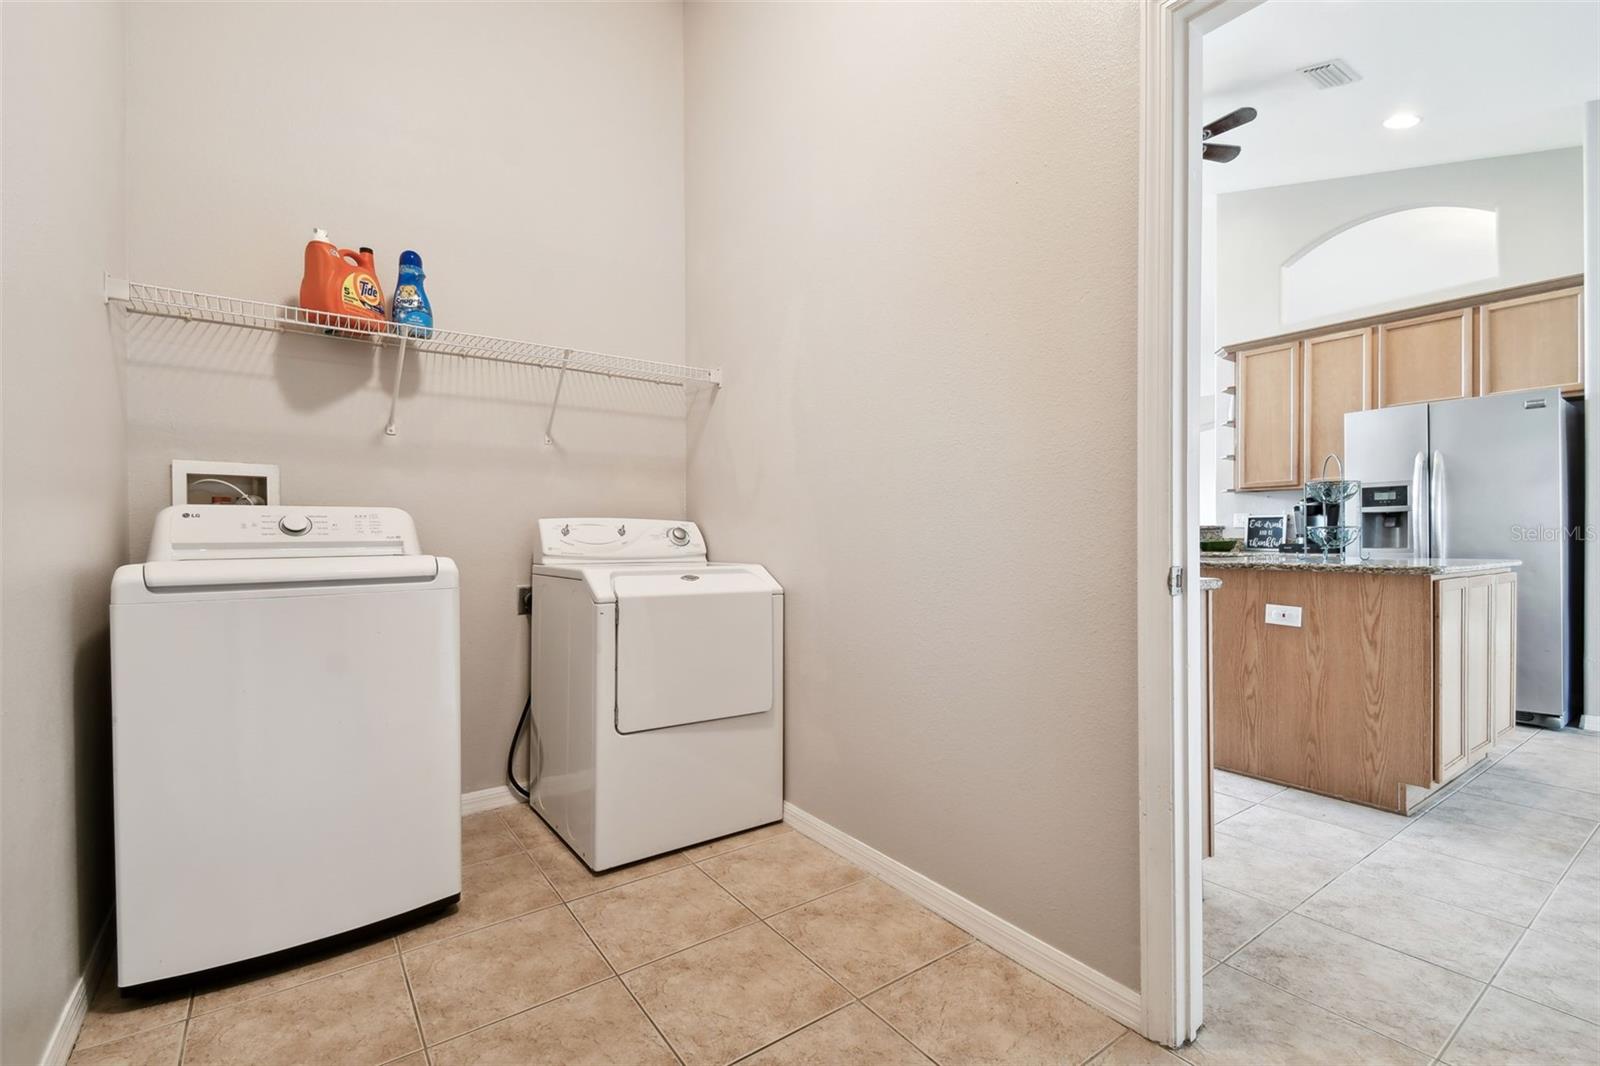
[1136,0,1256,1046]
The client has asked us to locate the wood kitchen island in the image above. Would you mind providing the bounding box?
[1200,554,1520,814]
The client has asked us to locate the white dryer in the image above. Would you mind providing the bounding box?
[111,506,460,988]
[529,518,782,870]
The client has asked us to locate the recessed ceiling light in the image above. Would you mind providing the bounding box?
[1383,112,1422,130]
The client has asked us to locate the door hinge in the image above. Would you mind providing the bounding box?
[1167,564,1185,597]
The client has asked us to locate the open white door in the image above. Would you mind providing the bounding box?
[1137,0,1256,1047]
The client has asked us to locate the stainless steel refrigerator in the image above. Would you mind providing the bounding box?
[1345,388,1584,727]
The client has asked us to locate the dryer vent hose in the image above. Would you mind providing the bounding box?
[507,697,531,799]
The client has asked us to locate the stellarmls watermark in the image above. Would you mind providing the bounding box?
[1510,524,1596,542]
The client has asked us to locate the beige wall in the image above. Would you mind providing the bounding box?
[684,1,1143,988]
[1216,148,1585,347]
[122,2,690,791]
[1,2,129,1060]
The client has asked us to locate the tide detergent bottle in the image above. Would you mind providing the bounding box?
[299,228,386,332]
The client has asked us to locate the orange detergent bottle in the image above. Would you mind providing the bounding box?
[299,228,387,332]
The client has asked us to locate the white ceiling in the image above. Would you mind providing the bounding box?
[1202,0,1600,193]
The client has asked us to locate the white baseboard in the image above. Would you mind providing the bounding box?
[41,913,112,1066]
[782,802,1143,1030]
[461,784,522,815]
[1577,714,1600,733]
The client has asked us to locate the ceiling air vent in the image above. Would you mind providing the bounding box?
[1298,59,1361,90]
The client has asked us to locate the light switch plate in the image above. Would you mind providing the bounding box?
[1265,603,1303,627]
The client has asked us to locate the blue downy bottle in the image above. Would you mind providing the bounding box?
[391,250,433,337]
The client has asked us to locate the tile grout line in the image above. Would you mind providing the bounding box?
[1211,850,1481,1057]
[614,973,686,1066]
[420,971,619,1055]
[175,1016,191,1066]
[1198,738,1585,1065]
[1421,789,1600,847]
[726,1002,872,1066]
[1257,738,1597,1056]
[1456,775,1600,815]
[1212,811,1558,1051]
[1385,823,1571,885]
[1432,820,1600,1062]
[855,944,985,1066]
[1287,907,1501,986]
[395,895,565,958]
[392,935,429,1061]
[752,871,874,922]
[1208,958,1455,1062]
[761,907,972,1002]
[1074,1027,1131,1066]
[555,889,687,1066]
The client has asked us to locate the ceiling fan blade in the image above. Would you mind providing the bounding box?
[1203,143,1242,163]
[1203,107,1258,141]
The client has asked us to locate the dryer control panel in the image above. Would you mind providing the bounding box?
[536,518,706,564]
[147,505,421,561]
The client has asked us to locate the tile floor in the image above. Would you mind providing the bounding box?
[1202,725,1600,1066]
[69,810,1136,1066]
[66,726,1600,1066]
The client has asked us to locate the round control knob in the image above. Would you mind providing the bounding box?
[668,526,690,546]
[278,514,312,537]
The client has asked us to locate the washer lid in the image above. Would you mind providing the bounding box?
[613,569,774,733]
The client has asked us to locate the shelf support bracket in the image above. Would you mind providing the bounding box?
[384,333,409,437]
[544,350,571,446]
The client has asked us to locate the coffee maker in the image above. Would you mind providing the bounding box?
[1283,501,1326,553]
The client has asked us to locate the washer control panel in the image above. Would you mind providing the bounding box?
[536,518,706,563]
[149,505,421,561]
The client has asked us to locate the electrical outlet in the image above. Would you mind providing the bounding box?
[1232,512,1250,528]
[1265,603,1303,628]
[517,585,532,615]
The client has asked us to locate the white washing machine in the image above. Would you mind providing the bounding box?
[111,505,460,988]
[529,518,782,870]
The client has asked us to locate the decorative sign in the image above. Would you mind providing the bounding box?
[1246,514,1288,550]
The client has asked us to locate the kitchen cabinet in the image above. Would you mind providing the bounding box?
[1378,307,1473,408]
[1236,340,1300,490]
[1435,571,1516,784]
[1492,571,1517,737]
[1203,560,1517,812]
[1221,277,1581,493]
[1302,327,1373,479]
[1479,286,1583,397]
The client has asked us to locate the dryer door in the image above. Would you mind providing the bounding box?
[613,571,773,733]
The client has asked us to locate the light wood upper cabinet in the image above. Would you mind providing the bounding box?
[1302,327,1373,480]
[1223,278,1581,493]
[1378,308,1473,408]
[1236,340,1300,490]
[1479,286,1583,397]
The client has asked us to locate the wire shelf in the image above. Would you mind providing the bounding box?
[108,278,719,387]
[106,276,719,438]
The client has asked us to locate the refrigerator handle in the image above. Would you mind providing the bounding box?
[1430,450,1446,560]
[1411,451,1428,558]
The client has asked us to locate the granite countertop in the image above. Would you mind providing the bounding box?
[1199,577,1223,591]
[1199,553,1521,577]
